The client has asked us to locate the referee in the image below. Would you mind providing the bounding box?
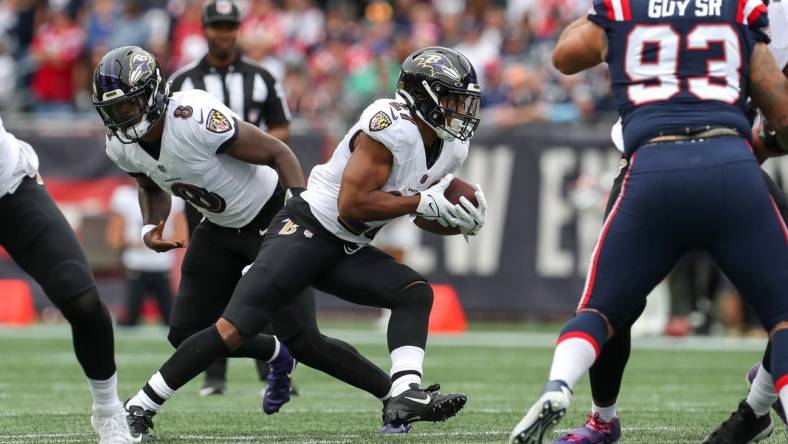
[168,0,293,397]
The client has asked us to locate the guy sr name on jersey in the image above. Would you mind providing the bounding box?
[648,0,722,18]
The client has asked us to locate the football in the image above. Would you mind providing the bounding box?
[414,176,477,235]
[444,177,478,206]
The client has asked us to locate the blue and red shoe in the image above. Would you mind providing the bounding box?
[263,343,296,415]
[746,363,786,425]
[553,412,621,444]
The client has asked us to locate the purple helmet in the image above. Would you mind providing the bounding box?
[397,46,481,142]
[92,46,169,143]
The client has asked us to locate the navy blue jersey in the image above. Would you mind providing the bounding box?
[589,0,771,152]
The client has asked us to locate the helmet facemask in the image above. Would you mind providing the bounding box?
[416,80,481,142]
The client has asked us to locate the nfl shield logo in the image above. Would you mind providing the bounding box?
[158,165,167,173]
[420,174,429,184]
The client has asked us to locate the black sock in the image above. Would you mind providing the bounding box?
[763,340,772,373]
[588,303,645,406]
[285,328,391,398]
[60,289,117,380]
[387,282,432,350]
[229,334,277,361]
[159,325,230,391]
[589,327,630,406]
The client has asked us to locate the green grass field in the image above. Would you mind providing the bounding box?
[0,322,785,443]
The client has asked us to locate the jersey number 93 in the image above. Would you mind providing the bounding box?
[625,24,741,105]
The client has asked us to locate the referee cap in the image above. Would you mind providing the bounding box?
[202,0,241,26]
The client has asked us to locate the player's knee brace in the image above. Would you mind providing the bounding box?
[560,310,610,354]
[46,260,96,305]
[57,287,104,322]
[392,281,433,310]
[167,327,198,348]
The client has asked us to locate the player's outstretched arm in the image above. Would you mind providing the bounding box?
[135,175,184,252]
[224,120,305,190]
[338,132,420,221]
[552,16,607,75]
[749,43,788,155]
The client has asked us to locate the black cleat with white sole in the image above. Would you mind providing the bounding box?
[509,380,572,444]
[383,383,467,426]
[702,400,774,444]
[125,402,158,441]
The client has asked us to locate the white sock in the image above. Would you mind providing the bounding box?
[128,372,175,412]
[746,365,777,417]
[591,402,618,422]
[548,336,598,389]
[389,346,425,397]
[88,373,123,415]
[128,389,161,413]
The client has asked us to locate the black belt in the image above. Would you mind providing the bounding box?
[647,127,740,144]
[286,196,366,251]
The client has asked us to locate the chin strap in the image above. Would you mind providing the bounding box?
[396,89,416,108]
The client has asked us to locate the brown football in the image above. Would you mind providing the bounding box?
[413,176,477,236]
[443,177,478,206]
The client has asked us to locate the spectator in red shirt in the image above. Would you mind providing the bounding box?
[30,5,84,114]
[168,0,206,73]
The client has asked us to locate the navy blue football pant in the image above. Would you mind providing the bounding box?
[589,154,788,405]
[590,151,788,405]
[580,137,788,331]
[572,138,788,402]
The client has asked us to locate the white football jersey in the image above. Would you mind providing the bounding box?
[0,116,39,197]
[302,95,469,245]
[105,89,279,229]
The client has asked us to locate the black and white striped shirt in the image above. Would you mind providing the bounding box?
[168,52,291,130]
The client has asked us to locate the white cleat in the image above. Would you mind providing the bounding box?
[509,381,572,444]
[92,408,137,444]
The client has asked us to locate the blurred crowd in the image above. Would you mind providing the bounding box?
[0,0,616,129]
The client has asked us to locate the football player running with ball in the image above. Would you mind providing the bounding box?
[108,45,486,436]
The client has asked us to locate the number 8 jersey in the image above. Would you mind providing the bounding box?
[105,89,279,228]
[590,0,770,153]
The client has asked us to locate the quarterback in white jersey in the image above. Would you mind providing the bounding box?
[105,87,279,229]
[93,46,310,440]
[0,117,134,443]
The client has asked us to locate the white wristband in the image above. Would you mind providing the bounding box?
[141,224,157,242]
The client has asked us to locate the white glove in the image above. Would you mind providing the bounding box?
[416,174,456,226]
[445,185,487,236]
